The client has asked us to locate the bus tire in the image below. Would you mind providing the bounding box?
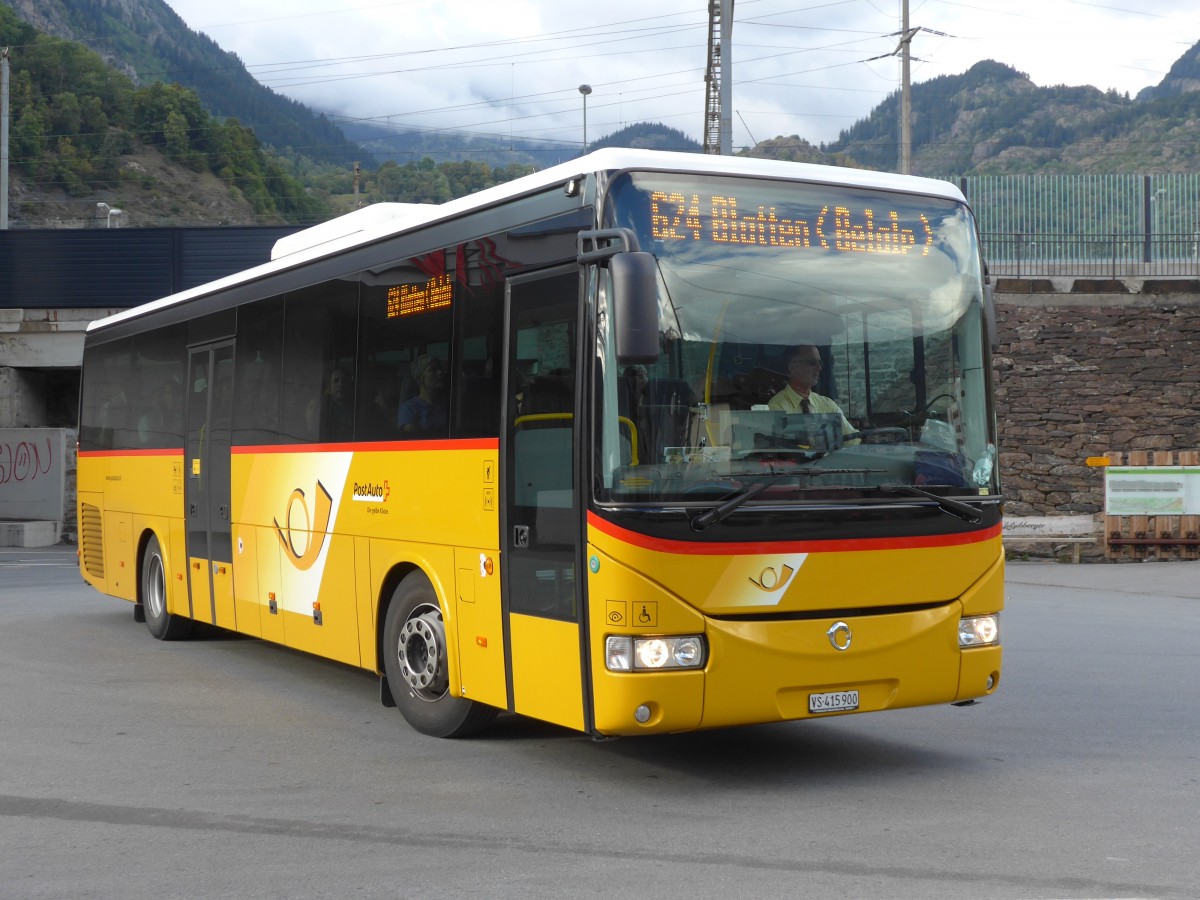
[141,535,192,641]
[382,572,496,738]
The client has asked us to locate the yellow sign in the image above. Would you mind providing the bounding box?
[649,190,933,256]
[386,274,453,318]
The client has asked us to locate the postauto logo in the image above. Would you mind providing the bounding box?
[352,480,390,502]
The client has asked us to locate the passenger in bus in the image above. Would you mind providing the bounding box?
[768,344,858,441]
[396,354,447,434]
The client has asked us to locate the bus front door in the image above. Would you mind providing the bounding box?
[501,270,587,732]
[185,342,236,628]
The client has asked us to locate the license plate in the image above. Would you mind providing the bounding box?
[809,690,860,714]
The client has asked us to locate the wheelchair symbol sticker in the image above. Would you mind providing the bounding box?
[635,602,657,627]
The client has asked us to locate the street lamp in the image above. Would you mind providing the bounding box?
[578,84,592,154]
[96,201,123,228]
[1150,188,1167,263]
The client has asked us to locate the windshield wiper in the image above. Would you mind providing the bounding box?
[689,468,885,531]
[875,483,982,524]
[690,478,777,531]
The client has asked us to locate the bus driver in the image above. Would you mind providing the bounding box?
[768,344,857,440]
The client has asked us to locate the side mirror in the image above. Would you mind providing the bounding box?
[611,251,660,365]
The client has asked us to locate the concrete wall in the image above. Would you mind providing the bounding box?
[0,427,70,547]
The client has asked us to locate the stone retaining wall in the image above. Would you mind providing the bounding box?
[994,280,1200,555]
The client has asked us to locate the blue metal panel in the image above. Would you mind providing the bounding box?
[178,227,302,291]
[0,226,302,309]
[1,229,173,309]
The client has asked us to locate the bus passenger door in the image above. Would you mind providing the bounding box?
[501,270,587,732]
[185,342,236,628]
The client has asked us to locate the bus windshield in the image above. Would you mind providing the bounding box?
[594,171,997,508]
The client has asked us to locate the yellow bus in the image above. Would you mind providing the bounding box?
[77,149,1002,738]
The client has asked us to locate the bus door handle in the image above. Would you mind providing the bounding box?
[513,525,530,548]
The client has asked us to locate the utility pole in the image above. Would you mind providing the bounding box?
[865,5,947,175]
[703,0,733,155]
[900,0,912,175]
[2,47,10,230]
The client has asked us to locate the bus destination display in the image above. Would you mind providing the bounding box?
[649,190,934,256]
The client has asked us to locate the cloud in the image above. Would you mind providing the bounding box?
[166,0,1199,151]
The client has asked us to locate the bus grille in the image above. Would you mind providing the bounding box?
[80,503,105,579]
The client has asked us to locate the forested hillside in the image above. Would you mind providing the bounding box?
[824,56,1200,175]
[591,123,701,153]
[0,0,368,169]
[1,6,326,226]
[344,123,579,171]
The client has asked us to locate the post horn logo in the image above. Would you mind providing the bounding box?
[748,564,798,593]
[274,481,333,571]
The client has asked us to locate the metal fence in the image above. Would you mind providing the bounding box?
[948,174,1200,279]
[980,232,1200,279]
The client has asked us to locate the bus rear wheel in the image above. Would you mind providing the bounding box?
[382,573,496,738]
[141,535,192,641]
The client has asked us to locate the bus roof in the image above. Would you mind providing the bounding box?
[86,148,966,334]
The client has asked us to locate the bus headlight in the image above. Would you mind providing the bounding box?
[605,635,706,671]
[959,614,1000,648]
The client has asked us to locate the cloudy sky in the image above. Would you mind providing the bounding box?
[164,0,1198,151]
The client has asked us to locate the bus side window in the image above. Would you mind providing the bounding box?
[234,296,283,446]
[355,252,454,442]
[281,281,358,444]
[452,279,504,439]
[80,339,132,451]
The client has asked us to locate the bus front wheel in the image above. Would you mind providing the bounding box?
[141,535,192,641]
[382,573,496,738]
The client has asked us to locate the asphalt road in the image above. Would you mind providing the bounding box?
[1,546,1197,899]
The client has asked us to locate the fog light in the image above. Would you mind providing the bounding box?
[959,614,1000,647]
[634,704,651,723]
[672,636,702,667]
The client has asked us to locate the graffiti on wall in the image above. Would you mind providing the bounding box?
[0,435,54,485]
[0,429,66,520]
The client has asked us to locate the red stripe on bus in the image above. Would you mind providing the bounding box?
[587,510,1001,555]
[77,448,182,458]
[231,438,499,454]
[79,438,499,458]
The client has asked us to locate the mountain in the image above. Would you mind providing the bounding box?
[0,0,370,169]
[8,0,1200,228]
[816,53,1200,175]
[11,0,1200,181]
[1138,41,1200,100]
[340,120,702,171]
[342,122,581,171]
[591,123,702,154]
